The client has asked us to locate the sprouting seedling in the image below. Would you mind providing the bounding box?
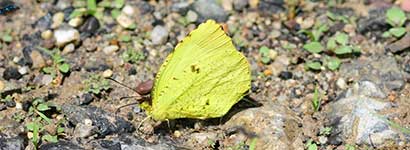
[383,7,407,38]
[312,86,321,112]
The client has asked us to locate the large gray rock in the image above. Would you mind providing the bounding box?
[326,80,409,147]
[339,55,404,92]
[224,103,303,150]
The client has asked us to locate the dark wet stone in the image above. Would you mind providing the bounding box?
[3,67,22,80]
[0,136,25,150]
[89,134,180,150]
[279,71,293,80]
[128,67,137,75]
[258,0,285,16]
[73,93,94,105]
[32,13,52,31]
[19,47,33,67]
[39,140,83,150]
[21,32,42,49]
[62,104,135,137]
[79,16,100,38]
[5,99,15,107]
[357,9,389,34]
[62,7,75,22]
[170,2,190,14]
[250,82,259,93]
[22,101,31,112]
[233,0,248,11]
[404,64,410,73]
[84,59,111,72]
[193,0,228,22]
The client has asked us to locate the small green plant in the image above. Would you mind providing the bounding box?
[345,144,355,150]
[312,86,321,112]
[259,46,273,64]
[1,29,13,43]
[38,47,70,77]
[306,139,318,150]
[121,49,145,64]
[300,11,360,72]
[25,98,65,148]
[383,7,407,38]
[70,0,125,22]
[84,74,111,95]
[319,127,332,136]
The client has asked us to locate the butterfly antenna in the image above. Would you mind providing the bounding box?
[107,78,140,94]
[115,102,140,114]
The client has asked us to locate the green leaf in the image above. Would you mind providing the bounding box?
[42,134,58,143]
[69,8,87,19]
[119,34,131,42]
[353,46,361,53]
[326,37,337,50]
[115,0,125,9]
[26,122,41,131]
[261,57,270,64]
[37,103,50,111]
[382,31,392,38]
[389,27,406,38]
[57,127,65,134]
[303,42,323,53]
[326,11,337,21]
[335,32,349,46]
[259,46,270,56]
[42,67,55,74]
[111,9,121,19]
[386,7,406,27]
[87,0,97,15]
[312,86,320,112]
[249,138,257,150]
[327,57,341,71]
[306,61,321,70]
[334,46,352,55]
[308,143,318,150]
[58,63,70,73]
[2,34,12,42]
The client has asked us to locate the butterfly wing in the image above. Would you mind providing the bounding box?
[144,20,251,121]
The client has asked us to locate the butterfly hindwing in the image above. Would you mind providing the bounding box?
[144,20,251,121]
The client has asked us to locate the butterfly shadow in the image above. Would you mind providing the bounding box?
[154,95,263,133]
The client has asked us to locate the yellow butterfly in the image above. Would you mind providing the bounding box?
[140,20,251,121]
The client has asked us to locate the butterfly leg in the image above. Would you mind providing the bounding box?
[137,115,152,130]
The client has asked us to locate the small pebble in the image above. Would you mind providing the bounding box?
[51,12,65,29]
[30,50,46,69]
[15,102,22,109]
[102,69,113,78]
[151,25,169,45]
[263,69,273,76]
[336,78,347,90]
[186,10,198,23]
[54,27,80,47]
[174,130,182,138]
[62,43,75,54]
[68,17,84,27]
[0,80,4,91]
[269,49,278,60]
[41,30,53,40]
[116,13,134,28]
[122,5,135,16]
[41,75,54,85]
[83,38,97,52]
[18,66,29,75]
[103,45,119,54]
